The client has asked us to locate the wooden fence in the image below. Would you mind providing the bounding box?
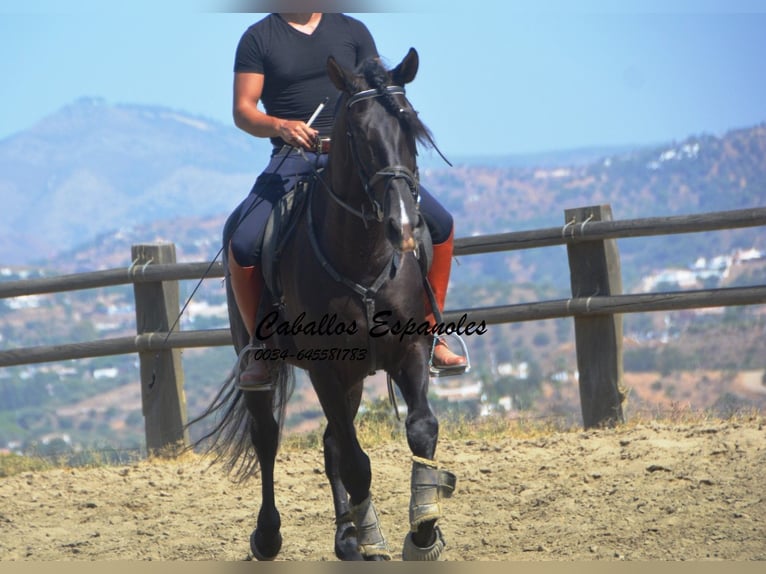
[1,205,765,453]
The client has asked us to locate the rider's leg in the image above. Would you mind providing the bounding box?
[225,151,329,389]
[225,184,276,389]
[419,188,467,369]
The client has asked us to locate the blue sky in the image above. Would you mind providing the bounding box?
[1,0,766,157]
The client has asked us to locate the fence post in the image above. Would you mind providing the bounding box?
[131,242,189,455]
[565,205,626,428]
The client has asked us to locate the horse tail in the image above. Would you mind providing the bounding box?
[187,359,294,483]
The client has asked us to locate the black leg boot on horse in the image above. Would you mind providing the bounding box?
[227,243,271,390]
[426,229,468,376]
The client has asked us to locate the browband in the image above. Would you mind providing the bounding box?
[346,85,406,108]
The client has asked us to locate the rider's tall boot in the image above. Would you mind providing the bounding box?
[227,243,270,389]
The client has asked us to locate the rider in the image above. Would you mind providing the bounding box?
[224,12,466,389]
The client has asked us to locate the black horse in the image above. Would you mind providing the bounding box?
[194,48,455,561]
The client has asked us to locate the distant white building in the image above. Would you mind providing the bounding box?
[640,268,699,292]
[186,300,229,320]
[736,248,763,262]
[496,361,529,379]
[6,295,43,309]
[432,381,482,402]
[93,367,119,379]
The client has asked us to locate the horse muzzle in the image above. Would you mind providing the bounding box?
[385,189,422,254]
[387,217,419,253]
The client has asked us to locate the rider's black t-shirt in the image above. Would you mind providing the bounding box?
[234,13,378,146]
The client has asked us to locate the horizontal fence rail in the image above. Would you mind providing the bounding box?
[0,261,225,299]
[0,330,234,368]
[454,206,766,254]
[1,285,763,368]
[3,207,764,300]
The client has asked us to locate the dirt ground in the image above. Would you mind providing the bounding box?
[1,417,764,561]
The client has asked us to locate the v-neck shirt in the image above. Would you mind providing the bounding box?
[234,13,378,143]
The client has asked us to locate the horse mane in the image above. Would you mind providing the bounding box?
[357,58,435,150]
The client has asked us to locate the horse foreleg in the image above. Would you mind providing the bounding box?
[243,392,283,560]
[401,455,456,560]
[396,353,456,560]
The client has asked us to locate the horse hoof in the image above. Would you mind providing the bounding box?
[402,526,446,561]
[334,521,364,561]
[250,528,282,561]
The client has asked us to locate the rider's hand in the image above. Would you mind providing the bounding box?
[276,119,318,150]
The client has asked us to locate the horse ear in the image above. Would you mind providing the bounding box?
[390,47,419,86]
[327,55,351,92]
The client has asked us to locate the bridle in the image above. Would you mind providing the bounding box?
[323,85,421,225]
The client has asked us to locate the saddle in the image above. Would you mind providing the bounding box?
[261,178,309,305]
[260,176,434,307]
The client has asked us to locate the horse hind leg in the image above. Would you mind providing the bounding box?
[323,425,363,561]
[313,375,391,560]
[243,391,283,560]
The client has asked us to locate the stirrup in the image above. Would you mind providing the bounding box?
[234,343,275,392]
[428,334,470,377]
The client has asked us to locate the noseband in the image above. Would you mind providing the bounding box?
[327,85,420,225]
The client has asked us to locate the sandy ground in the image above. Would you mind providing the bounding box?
[1,418,764,561]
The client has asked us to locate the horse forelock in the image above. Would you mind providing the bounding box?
[355,58,434,150]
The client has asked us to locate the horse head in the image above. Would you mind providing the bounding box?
[327,48,432,254]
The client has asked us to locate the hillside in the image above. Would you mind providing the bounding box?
[1,99,764,284]
[0,98,271,266]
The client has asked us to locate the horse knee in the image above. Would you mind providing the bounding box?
[405,409,439,458]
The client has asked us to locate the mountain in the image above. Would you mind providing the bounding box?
[0,98,654,267]
[427,124,766,287]
[0,98,271,265]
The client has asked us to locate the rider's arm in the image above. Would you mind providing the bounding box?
[233,72,317,149]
